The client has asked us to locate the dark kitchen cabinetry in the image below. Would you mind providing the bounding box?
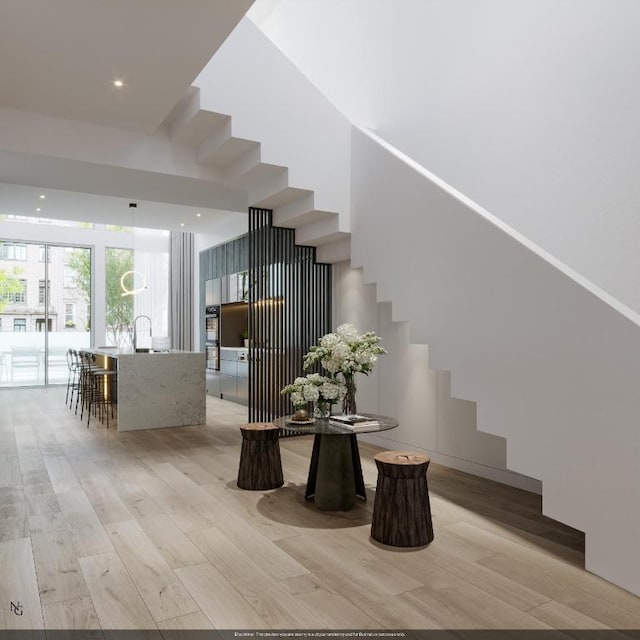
[200,233,249,406]
[219,348,248,405]
[237,360,248,404]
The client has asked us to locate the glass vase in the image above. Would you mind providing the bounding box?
[342,374,357,415]
[313,400,332,420]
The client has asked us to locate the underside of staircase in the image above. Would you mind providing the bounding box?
[162,86,351,265]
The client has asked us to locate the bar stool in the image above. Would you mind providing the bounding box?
[65,349,80,408]
[237,423,284,490]
[86,354,117,428]
[371,451,434,547]
[76,351,101,418]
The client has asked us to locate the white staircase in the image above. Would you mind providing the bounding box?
[160,17,353,264]
[161,13,640,596]
[348,126,640,597]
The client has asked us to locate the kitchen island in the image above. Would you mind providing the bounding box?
[89,348,205,431]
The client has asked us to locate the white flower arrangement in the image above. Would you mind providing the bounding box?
[303,323,387,377]
[281,372,345,409]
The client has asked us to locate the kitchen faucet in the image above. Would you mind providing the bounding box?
[133,315,152,352]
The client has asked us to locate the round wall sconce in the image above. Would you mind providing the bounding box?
[120,270,147,297]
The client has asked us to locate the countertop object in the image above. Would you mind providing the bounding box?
[90,347,198,357]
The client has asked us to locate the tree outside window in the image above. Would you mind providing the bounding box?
[0,267,24,312]
[66,247,133,347]
[0,277,26,305]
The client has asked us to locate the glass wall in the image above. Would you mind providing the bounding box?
[133,228,170,345]
[103,229,170,349]
[46,245,91,383]
[0,241,91,386]
[1,222,171,372]
[104,247,134,348]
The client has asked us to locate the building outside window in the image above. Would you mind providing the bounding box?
[0,226,167,353]
[0,243,27,261]
[63,266,75,288]
[39,279,50,304]
[35,318,53,332]
[39,246,50,262]
[1,279,26,304]
[65,303,76,328]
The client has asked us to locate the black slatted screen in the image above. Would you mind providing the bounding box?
[249,208,332,422]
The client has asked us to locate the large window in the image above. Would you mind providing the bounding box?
[1,279,26,303]
[36,318,52,332]
[63,266,75,288]
[2,215,94,229]
[38,279,50,304]
[105,248,134,347]
[65,303,75,326]
[0,243,27,261]
[0,240,92,388]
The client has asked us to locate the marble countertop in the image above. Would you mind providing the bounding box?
[88,348,201,358]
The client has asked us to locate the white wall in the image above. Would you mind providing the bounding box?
[333,261,539,492]
[348,124,640,596]
[195,18,352,225]
[255,0,640,315]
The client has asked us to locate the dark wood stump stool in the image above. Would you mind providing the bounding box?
[371,451,434,547]
[237,423,284,490]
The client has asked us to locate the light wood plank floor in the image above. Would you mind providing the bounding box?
[0,387,638,634]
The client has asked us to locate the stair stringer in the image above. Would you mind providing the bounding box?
[349,125,640,597]
[162,83,351,258]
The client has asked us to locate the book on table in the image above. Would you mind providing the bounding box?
[329,415,380,429]
[328,414,371,425]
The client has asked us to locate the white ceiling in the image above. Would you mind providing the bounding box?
[0,182,248,234]
[0,0,253,133]
[0,0,254,237]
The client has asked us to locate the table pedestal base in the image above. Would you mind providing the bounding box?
[305,433,367,510]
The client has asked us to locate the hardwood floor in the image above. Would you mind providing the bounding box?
[0,386,638,634]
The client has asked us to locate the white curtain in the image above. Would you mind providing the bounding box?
[133,228,170,343]
[170,231,194,351]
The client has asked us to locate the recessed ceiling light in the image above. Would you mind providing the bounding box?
[36,208,41,212]
[196,213,201,217]
[39,194,45,199]
[113,79,124,88]
[180,223,185,227]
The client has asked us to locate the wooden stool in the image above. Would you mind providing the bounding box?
[371,451,434,547]
[237,423,284,490]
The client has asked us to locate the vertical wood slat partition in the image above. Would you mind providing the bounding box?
[249,208,332,424]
